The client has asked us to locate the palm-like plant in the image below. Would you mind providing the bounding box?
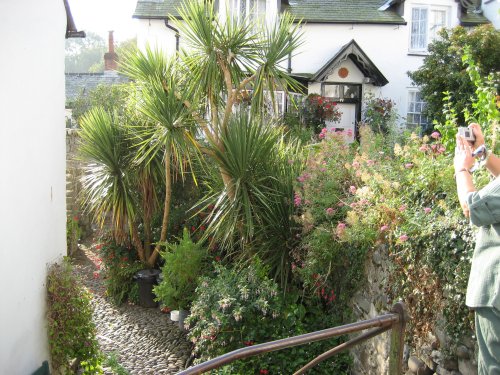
[79,104,164,265]
[118,0,304,277]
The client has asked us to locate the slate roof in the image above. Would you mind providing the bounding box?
[65,73,130,103]
[133,0,406,24]
[284,0,406,24]
[133,0,183,19]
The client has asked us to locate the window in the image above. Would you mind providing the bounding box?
[407,90,428,128]
[410,5,449,52]
[231,0,266,23]
[322,84,360,100]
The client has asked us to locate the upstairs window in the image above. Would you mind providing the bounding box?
[410,5,449,53]
[231,0,266,23]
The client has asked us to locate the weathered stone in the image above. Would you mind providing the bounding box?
[435,365,461,375]
[458,358,478,375]
[408,356,426,374]
[456,345,470,359]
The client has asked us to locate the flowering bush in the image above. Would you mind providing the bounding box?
[301,94,342,134]
[47,260,102,374]
[97,239,144,305]
[362,93,399,135]
[294,124,478,351]
[186,260,351,373]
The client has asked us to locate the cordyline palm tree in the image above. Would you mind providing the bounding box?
[119,0,304,276]
[79,107,164,265]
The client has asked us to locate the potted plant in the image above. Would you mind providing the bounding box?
[153,228,205,328]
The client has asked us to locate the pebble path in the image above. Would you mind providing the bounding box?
[72,243,193,375]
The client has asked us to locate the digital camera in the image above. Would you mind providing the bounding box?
[458,127,475,142]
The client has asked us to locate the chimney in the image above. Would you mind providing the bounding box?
[104,31,118,71]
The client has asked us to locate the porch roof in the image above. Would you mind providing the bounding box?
[311,39,389,86]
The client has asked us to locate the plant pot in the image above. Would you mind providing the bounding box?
[178,309,189,329]
[170,310,179,321]
[134,269,161,308]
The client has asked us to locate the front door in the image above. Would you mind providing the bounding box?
[322,83,361,142]
[325,103,357,142]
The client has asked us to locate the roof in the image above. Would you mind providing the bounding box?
[283,0,406,24]
[459,12,490,26]
[133,0,183,19]
[133,0,406,24]
[311,39,388,86]
[65,73,130,103]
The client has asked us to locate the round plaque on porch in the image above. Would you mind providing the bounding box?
[338,67,349,78]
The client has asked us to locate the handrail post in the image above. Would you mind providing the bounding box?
[389,302,408,375]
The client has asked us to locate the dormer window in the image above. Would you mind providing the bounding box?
[231,0,266,23]
[410,5,450,53]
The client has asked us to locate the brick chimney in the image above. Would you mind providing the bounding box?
[104,31,118,71]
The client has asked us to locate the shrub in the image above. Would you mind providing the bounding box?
[47,260,102,374]
[301,94,342,134]
[154,228,206,310]
[362,93,399,136]
[408,24,500,129]
[186,261,351,374]
[97,240,144,305]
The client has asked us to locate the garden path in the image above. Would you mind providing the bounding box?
[72,243,193,375]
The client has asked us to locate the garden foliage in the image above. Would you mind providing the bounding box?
[408,24,500,129]
[47,260,102,374]
[186,261,351,374]
[154,228,206,310]
[97,240,144,305]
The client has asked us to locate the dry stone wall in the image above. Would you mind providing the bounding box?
[349,245,478,375]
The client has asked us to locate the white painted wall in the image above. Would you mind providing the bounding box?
[137,18,179,55]
[482,0,500,29]
[0,0,66,373]
[292,0,463,124]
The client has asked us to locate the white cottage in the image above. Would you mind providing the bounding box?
[132,0,495,140]
[0,0,74,373]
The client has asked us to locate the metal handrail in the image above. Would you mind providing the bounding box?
[178,302,408,375]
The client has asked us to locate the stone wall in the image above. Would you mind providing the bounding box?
[66,129,90,254]
[349,246,478,375]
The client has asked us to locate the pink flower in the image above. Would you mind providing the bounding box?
[352,161,360,169]
[431,131,440,139]
[380,225,389,232]
[347,129,353,136]
[349,185,357,194]
[399,204,407,212]
[337,202,345,207]
[367,160,375,166]
[294,194,302,207]
[320,168,327,172]
[405,163,413,169]
[399,234,409,242]
[419,145,429,152]
[424,207,432,214]
[336,222,346,236]
[325,207,334,216]
[437,146,446,154]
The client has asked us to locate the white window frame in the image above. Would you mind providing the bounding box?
[407,89,428,128]
[231,0,266,23]
[409,4,450,54]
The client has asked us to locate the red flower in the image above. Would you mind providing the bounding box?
[73,216,79,222]
[243,340,255,346]
[260,370,269,375]
[200,225,206,231]
[215,256,221,262]
[191,226,196,232]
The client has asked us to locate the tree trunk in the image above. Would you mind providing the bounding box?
[147,149,172,267]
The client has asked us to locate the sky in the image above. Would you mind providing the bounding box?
[69,0,139,43]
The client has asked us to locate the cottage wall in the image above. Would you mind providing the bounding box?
[0,0,66,373]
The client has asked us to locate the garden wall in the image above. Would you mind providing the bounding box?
[349,246,478,375]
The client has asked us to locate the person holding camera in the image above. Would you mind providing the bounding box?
[454,123,500,374]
